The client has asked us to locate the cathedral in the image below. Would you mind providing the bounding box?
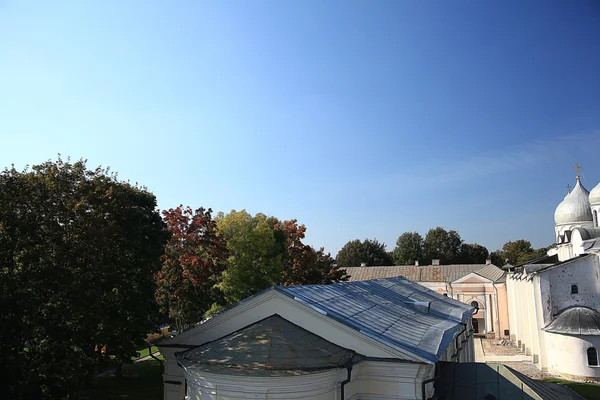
[506,170,600,380]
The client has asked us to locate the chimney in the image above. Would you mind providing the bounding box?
[415,260,419,266]
[486,258,492,265]
[432,259,440,266]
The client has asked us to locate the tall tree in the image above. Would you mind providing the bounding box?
[457,243,489,264]
[0,158,167,399]
[491,240,553,266]
[155,206,227,333]
[423,227,463,264]
[336,239,392,267]
[216,210,284,305]
[392,232,424,265]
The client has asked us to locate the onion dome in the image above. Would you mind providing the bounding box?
[554,177,592,225]
[590,182,600,206]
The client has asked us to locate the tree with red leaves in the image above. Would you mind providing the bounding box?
[277,219,348,286]
[155,206,227,333]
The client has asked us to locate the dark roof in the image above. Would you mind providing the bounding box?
[343,264,502,283]
[543,307,600,335]
[529,254,592,274]
[177,315,358,376]
[276,276,474,363]
[515,254,559,268]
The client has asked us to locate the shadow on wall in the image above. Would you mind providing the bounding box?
[433,362,560,400]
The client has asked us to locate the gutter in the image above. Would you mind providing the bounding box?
[451,324,467,361]
[421,363,439,400]
[340,365,353,400]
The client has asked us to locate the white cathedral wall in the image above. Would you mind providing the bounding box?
[545,333,600,380]
[546,255,600,314]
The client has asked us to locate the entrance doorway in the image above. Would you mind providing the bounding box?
[473,318,479,333]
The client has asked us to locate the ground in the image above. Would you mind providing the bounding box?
[477,338,600,399]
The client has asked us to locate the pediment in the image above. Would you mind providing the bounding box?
[452,272,492,284]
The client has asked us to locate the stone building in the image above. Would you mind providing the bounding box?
[157,277,475,400]
[506,174,600,380]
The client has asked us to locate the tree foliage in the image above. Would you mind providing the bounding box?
[423,227,463,265]
[336,238,392,267]
[457,243,489,264]
[0,158,167,399]
[490,240,553,266]
[155,206,227,333]
[392,232,424,265]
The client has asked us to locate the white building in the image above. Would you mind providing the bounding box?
[507,175,600,380]
[158,277,475,400]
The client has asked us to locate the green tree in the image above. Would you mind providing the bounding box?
[0,158,167,399]
[336,239,392,267]
[216,210,284,305]
[457,243,489,264]
[392,232,424,265]
[423,227,463,264]
[491,240,553,266]
[155,206,227,333]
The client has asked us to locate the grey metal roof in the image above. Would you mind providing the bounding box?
[473,264,506,283]
[276,276,474,364]
[177,315,358,376]
[543,307,600,335]
[344,264,490,283]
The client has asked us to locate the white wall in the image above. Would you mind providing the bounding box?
[546,333,600,379]
[546,256,600,314]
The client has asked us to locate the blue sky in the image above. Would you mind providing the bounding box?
[1,1,600,255]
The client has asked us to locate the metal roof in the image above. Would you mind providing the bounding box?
[543,306,600,335]
[177,315,358,376]
[473,264,506,282]
[276,276,474,364]
[344,264,506,283]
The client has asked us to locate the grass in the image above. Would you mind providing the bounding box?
[544,378,600,400]
[133,345,159,360]
[80,359,163,400]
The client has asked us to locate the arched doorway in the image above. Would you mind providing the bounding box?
[473,318,479,333]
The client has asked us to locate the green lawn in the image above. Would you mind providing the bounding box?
[133,346,159,360]
[544,378,600,400]
[80,359,163,400]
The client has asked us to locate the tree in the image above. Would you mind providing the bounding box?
[0,158,167,399]
[155,206,227,333]
[457,243,489,264]
[216,210,284,305]
[336,239,392,267]
[423,227,463,264]
[392,232,424,265]
[491,240,553,266]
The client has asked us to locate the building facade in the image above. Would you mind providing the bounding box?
[507,175,600,380]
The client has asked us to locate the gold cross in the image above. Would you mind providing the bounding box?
[574,163,582,178]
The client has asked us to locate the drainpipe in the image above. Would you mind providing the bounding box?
[340,365,353,400]
[421,363,439,400]
[452,324,467,361]
[492,282,501,338]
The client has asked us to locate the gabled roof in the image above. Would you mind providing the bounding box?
[473,264,506,283]
[276,277,474,363]
[177,315,358,376]
[343,264,491,283]
[543,307,600,336]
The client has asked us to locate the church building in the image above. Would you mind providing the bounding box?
[506,172,600,380]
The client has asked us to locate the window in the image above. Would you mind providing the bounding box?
[594,210,598,227]
[571,284,579,295]
[587,347,598,366]
[443,293,448,297]
[471,301,479,309]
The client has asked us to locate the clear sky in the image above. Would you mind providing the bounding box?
[1,1,600,256]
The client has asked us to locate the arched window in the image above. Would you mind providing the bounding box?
[571,284,579,295]
[471,301,479,309]
[587,347,598,366]
[594,210,598,227]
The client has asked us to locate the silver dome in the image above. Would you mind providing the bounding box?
[554,178,592,225]
[589,182,600,206]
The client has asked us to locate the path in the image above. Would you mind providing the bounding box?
[474,337,531,362]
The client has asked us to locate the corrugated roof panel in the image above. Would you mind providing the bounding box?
[276,276,474,363]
